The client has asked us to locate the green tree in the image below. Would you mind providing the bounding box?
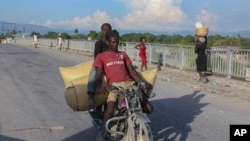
[171,34,183,44]
[87,30,98,40]
[74,28,79,34]
[61,32,71,39]
[120,33,135,42]
[44,32,58,39]
[71,34,87,40]
[30,31,40,37]
[143,33,156,43]
[180,35,194,45]
[161,35,172,44]
[154,34,166,43]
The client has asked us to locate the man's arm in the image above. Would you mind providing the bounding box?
[95,67,104,94]
[126,63,143,82]
[124,52,143,82]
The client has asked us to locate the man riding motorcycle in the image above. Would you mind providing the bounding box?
[93,30,154,141]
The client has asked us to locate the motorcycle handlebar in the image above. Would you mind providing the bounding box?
[105,115,127,135]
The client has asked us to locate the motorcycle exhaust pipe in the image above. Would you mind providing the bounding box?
[105,115,127,135]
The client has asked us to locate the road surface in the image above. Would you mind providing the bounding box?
[0,44,250,141]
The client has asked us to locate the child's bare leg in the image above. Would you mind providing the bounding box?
[141,63,143,71]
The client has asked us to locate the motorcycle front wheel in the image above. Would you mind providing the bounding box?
[121,117,153,141]
[134,118,153,141]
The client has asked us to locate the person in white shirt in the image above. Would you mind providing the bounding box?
[57,34,64,50]
[33,35,38,48]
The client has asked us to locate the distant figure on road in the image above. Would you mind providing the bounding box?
[135,37,148,72]
[33,34,38,48]
[57,34,64,50]
[195,36,209,83]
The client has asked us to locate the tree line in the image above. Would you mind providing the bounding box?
[1,28,250,49]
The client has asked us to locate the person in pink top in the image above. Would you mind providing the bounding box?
[93,30,153,141]
[135,37,147,71]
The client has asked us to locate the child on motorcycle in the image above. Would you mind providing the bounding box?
[93,29,153,141]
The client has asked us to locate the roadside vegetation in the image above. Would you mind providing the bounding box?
[1,28,250,49]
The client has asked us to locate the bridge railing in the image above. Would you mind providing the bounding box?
[12,38,250,81]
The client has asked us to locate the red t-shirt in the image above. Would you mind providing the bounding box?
[93,51,133,85]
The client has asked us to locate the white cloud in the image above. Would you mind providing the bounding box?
[114,0,186,31]
[35,0,191,32]
[195,9,219,31]
[40,10,111,31]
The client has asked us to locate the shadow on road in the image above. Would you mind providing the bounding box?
[62,127,98,141]
[0,135,26,141]
[62,90,208,141]
[149,90,209,141]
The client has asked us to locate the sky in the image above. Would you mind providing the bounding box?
[0,0,250,33]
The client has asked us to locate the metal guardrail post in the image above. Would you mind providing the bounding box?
[162,47,166,66]
[149,45,152,64]
[179,46,185,70]
[206,48,212,72]
[66,39,70,52]
[50,42,53,49]
[246,67,250,81]
[227,48,233,78]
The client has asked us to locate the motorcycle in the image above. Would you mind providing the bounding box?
[89,82,154,141]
